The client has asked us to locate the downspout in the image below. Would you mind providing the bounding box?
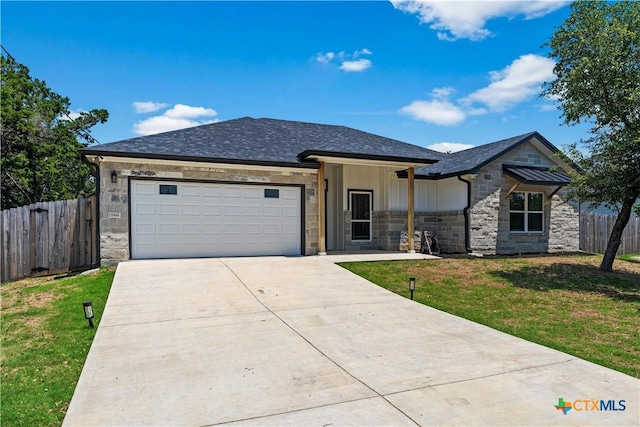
[81,155,101,266]
[457,175,471,253]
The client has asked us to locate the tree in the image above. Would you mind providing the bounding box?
[542,1,640,272]
[1,54,108,210]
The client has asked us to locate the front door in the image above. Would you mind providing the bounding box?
[350,190,372,241]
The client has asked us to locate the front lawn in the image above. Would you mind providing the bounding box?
[339,254,640,378]
[618,252,640,263]
[1,268,115,427]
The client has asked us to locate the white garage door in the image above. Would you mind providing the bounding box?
[130,180,302,259]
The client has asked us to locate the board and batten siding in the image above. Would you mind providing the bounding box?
[341,164,388,211]
[341,164,467,212]
[388,177,467,212]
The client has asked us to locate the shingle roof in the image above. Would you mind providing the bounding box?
[410,131,547,178]
[81,117,444,167]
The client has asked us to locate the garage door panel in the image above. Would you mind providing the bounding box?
[181,185,201,197]
[181,204,201,215]
[134,242,155,254]
[281,188,298,199]
[202,224,223,234]
[131,180,302,259]
[244,187,262,198]
[222,187,242,197]
[136,203,156,215]
[202,205,221,215]
[263,206,281,216]
[243,205,262,216]
[202,187,221,197]
[224,205,243,216]
[181,224,200,234]
[134,183,156,195]
[282,207,299,217]
[282,223,298,234]
[158,203,178,215]
[224,223,243,234]
[262,242,283,253]
[135,223,156,235]
[244,223,262,233]
[263,224,281,234]
[158,223,179,235]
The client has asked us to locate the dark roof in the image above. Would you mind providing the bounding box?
[405,131,560,179]
[81,117,443,168]
[502,165,571,186]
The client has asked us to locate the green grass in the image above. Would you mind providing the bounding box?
[1,268,115,427]
[339,253,640,378]
[618,252,640,263]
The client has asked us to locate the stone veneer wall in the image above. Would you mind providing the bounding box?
[342,210,466,253]
[96,160,318,265]
[469,143,579,254]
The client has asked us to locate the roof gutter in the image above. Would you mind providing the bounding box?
[457,175,472,253]
[81,154,101,267]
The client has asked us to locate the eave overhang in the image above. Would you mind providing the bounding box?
[298,150,438,168]
[79,149,320,169]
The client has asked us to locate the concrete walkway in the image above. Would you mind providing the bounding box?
[64,257,639,426]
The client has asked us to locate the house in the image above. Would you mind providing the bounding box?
[80,117,579,265]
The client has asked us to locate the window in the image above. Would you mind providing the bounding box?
[159,184,177,195]
[349,190,372,241]
[509,192,543,232]
[264,189,279,198]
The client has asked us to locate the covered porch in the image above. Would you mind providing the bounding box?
[302,152,439,255]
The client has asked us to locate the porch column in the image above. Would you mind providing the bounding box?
[318,161,326,255]
[407,166,415,253]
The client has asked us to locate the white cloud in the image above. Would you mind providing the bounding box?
[431,87,454,100]
[427,142,475,153]
[132,101,169,114]
[390,0,569,41]
[316,52,335,64]
[463,54,556,111]
[163,104,217,119]
[340,59,372,72]
[133,103,219,136]
[400,99,465,126]
[400,55,556,126]
[59,109,84,121]
[317,48,373,72]
[467,107,488,116]
[354,48,372,57]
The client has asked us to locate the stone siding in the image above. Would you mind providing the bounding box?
[342,210,466,253]
[96,160,318,265]
[469,143,579,254]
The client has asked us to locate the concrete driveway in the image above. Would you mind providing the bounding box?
[64,257,639,426]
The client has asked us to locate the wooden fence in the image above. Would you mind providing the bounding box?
[580,211,640,255]
[1,197,97,282]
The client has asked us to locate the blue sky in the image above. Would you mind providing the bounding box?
[2,1,592,152]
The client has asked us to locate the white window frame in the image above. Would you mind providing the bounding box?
[349,190,373,241]
[509,191,544,233]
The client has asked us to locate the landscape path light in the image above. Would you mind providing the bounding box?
[409,277,416,300]
[83,301,94,328]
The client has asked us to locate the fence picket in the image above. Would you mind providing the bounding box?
[580,211,640,255]
[0,197,97,282]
